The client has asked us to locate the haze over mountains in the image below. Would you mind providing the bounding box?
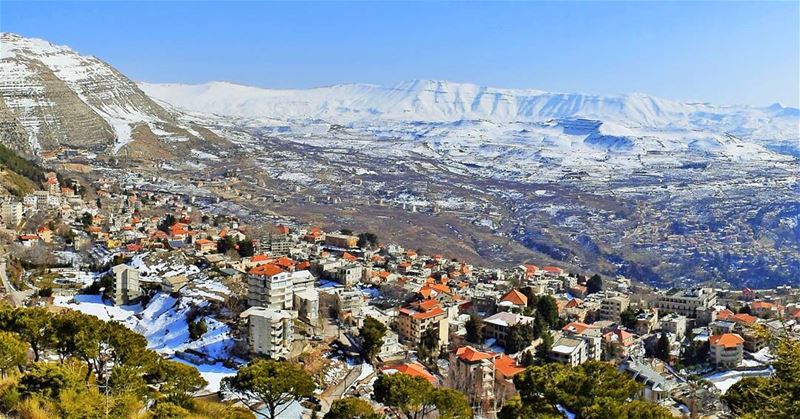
[1,32,799,287]
[140,79,799,139]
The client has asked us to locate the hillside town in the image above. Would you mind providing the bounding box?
[0,169,796,418]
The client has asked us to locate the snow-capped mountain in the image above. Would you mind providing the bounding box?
[139,79,800,142]
[0,33,217,157]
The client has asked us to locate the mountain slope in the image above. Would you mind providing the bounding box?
[0,33,222,158]
[139,79,800,141]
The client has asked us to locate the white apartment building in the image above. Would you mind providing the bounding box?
[240,307,296,359]
[248,265,315,310]
[550,335,588,366]
[655,288,717,318]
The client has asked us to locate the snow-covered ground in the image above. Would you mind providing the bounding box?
[704,367,773,394]
[54,283,239,395]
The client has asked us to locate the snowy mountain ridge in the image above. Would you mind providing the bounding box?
[139,79,800,141]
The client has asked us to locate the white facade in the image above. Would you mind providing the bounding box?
[240,307,296,359]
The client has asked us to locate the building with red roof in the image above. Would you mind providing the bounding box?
[382,362,438,385]
[447,346,525,411]
[709,333,744,367]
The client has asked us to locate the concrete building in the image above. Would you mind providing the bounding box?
[550,335,588,366]
[484,311,534,349]
[239,307,296,359]
[0,200,23,228]
[561,322,603,361]
[446,346,525,414]
[659,313,687,339]
[247,264,293,309]
[655,288,717,318]
[111,264,141,305]
[324,233,358,248]
[293,288,319,324]
[397,300,449,349]
[709,333,744,367]
[599,294,630,322]
[335,264,363,287]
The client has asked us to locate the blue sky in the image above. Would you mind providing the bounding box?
[2,1,798,107]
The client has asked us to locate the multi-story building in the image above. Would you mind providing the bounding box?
[709,333,744,367]
[397,299,449,348]
[111,264,141,305]
[655,288,717,318]
[599,294,630,322]
[0,199,23,228]
[239,307,296,359]
[293,288,319,324]
[659,313,687,339]
[324,233,358,249]
[484,311,534,349]
[550,335,588,366]
[446,346,525,414]
[561,322,603,361]
[335,264,363,287]
[248,264,293,309]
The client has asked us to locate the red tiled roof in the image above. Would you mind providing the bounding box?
[383,362,437,384]
[500,289,528,306]
[411,307,445,320]
[249,263,284,277]
[732,313,757,325]
[494,355,525,377]
[455,346,494,363]
[709,333,744,348]
[717,309,735,320]
[562,322,591,334]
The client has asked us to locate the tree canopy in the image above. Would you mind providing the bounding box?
[222,359,315,419]
[499,361,670,418]
[359,316,387,363]
[373,373,472,419]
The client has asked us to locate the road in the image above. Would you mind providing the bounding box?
[318,363,363,414]
[0,262,34,307]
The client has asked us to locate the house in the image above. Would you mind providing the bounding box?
[749,301,780,318]
[446,346,525,412]
[36,226,53,243]
[239,307,296,359]
[378,330,403,360]
[382,361,438,385]
[659,313,687,339]
[161,274,188,293]
[397,300,449,349]
[324,233,358,248]
[194,238,217,254]
[497,289,528,310]
[334,264,363,287]
[484,311,534,350]
[709,333,744,367]
[18,234,39,247]
[293,288,319,324]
